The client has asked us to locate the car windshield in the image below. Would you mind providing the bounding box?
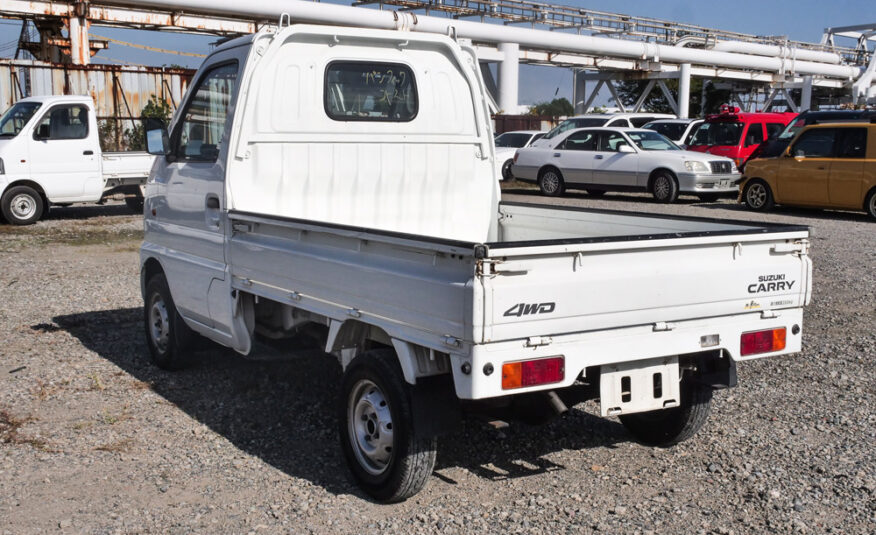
[627,131,680,151]
[690,121,744,146]
[494,132,533,148]
[643,122,686,140]
[778,118,806,140]
[0,102,42,137]
[542,117,608,139]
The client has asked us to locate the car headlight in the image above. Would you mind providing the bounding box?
[730,162,739,173]
[684,161,709,173]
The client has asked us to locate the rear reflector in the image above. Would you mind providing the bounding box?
[502,356,564,390]
[740,327,786,356]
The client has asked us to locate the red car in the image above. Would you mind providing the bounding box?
[686,105,796,168]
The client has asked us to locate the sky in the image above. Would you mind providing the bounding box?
[0,0,874,106]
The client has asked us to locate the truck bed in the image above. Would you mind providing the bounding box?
[101,152,155,180]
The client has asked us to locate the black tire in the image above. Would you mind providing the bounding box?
[697,193,720,203]
[537,167,565,197]
[619,381,713,447]
[742,179,775,212]
[143,273,195,370]
[501,159,514,181]
[864,189,876,221]
[1,185,44,225]
[586,189,607,197]
[339,349,437,503]
[651,171,679,203]
[125,194,144,213]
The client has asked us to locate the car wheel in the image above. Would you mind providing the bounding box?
[865,189,876,221]
[1,185,44,225]
[538,168,565,197]
[501,159,514,181]
[619,380,712,447]
[742,179,775,212]
[143,273,195,370]
[339,349,437,502]
[651,172,679,203]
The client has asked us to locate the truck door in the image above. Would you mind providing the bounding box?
[29,104,101,200]
[149,59,239,329]
[778,127,835,204]
[554,129,597,184]
[828,127,867,208]
[592,131,638,186]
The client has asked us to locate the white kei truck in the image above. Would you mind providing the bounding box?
[139,24,812,502]
[0,95,154,225]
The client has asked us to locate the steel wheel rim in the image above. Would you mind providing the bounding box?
[654,176,670,199]
[10,193,36,220]
[746,183,766,208]
[148,294,170,353]
[348,379,394,476]
[541,171,559,194]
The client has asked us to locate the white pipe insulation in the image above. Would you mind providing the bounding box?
[109,0,863,81]
[711,40,842,65]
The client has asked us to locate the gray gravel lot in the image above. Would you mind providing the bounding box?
[0,193,874,534]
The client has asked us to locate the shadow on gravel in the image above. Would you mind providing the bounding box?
[47,307,629,498]
[697,202,873,223]
[43,203,140,221]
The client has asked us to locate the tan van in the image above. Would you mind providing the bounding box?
[739,122,876,220]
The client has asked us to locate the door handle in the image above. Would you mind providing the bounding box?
[553,152,561,157]
[594,154,604,159]
[205,194,221,228]
[83,150,94,155]
[206,195,220,210]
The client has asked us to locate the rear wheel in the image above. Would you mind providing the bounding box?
[538,167,565,197]
[501,159,514,181]
[651,172,679,203]
[619,381,712,447]
[143,273,195,370]
[339,349,437,502]
[1,185,44,225]
[865,189,876,220]
[742,179,775,212]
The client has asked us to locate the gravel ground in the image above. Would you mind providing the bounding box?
[0,194,873,534]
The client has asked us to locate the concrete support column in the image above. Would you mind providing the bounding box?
[69,15,90,65]
[497,42,519,113]
[801,76,813,111]
[572,69,587,114]
[678,63,691,118]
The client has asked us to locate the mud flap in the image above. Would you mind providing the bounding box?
[410,375,461,438]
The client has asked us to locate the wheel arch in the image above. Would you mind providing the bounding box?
[1,179,49,208]
[140,256,166,300]
[647,167,677,191]
[538,164,563,178]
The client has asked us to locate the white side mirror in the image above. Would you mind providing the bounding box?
[618,144,635,154]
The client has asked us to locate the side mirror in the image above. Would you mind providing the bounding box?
[618,144,635,153]
[146,128,170,156]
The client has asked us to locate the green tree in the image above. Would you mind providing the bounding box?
[529,97,574,117]
[123,95,174,151]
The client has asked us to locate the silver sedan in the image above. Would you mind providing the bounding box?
[511,127,740,203]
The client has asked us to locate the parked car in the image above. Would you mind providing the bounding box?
[741,109,876,171]
[141,24,812,503]
[642,118,704,146]
[740,121,876,219]
[0,95,155,224]
[530,112,676,147]
[512,127,739,202]
[686,105,796,168]
[494,130,545,181]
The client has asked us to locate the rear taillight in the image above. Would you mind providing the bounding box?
[501,356,564,390]
[740,328,786,356]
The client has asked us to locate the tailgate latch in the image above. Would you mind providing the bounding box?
[525,336,552,347]
[652,322,676,332]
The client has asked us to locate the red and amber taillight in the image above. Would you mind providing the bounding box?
[740,328,786,356]
[501,356,564,390]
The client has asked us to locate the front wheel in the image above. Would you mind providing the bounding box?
[742,179,775,212]
[651,172,679,203]
[1,185,44,225]
[538,168,565,197]
[619,381,712,447]
[143,273,195,370]
[339,349,437,502]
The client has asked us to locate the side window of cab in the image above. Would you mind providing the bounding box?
[33,105,89,140]
[172,62,238,162]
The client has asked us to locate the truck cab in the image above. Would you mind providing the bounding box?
[0,95,154,225]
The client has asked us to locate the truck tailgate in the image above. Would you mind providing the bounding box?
[481,205,810,343]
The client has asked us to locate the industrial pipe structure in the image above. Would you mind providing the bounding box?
[711,40,843,65]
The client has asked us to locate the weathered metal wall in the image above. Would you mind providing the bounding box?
[0,59,194,127]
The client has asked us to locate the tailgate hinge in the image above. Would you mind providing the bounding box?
[525,336,552,347]
[771,239,809,256]
[653,321,676,332]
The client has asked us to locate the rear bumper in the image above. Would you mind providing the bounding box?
[449,308,804,399]
[677,172,741,194]
[510,164,539,182]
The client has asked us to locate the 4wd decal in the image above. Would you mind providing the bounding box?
[504,302,556,317]
[748,274,796,294]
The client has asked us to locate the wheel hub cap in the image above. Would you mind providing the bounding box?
[149,295,170,352]
[348,379,394,475]
[542,172,559,193]
[655,177,670,198]
[747,184,765,208]
[10,194,36,220]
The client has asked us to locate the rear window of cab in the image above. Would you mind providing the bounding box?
[324,61,418,122]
